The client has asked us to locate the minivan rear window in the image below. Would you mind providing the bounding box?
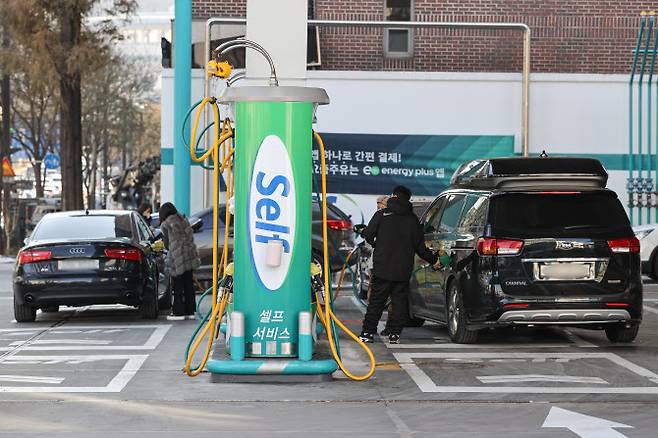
[490,192,631,238]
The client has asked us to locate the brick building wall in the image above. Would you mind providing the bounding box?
[192,0,655,74]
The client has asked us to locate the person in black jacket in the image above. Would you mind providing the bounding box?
[359,186,440,344]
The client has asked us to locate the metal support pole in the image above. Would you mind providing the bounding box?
[638,17,653,225]
[644,17,658,223]
[202,18,531,204]
[173,0,192,216]
[630,16,645,225]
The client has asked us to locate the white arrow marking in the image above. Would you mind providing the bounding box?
[542,407,633,438]
[478,375,608,384]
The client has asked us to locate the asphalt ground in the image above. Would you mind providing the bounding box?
[0,260,657,437]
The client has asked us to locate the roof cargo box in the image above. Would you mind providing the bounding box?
[450,157,608,189]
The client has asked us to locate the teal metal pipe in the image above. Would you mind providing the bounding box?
[173,0,192,216]
[647,17,658,223]
[630,16,646,225]
[638,16,652,225]
[638,18,653,224]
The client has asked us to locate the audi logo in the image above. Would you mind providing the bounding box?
[69,248,86,255]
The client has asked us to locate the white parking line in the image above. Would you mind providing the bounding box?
[387,342,588,349]
[0,325,171,351]
[394,351,658,394]
[476,375,608,384]
[9,339,113,346]
[0,375,64,384]
[0,355,148,393]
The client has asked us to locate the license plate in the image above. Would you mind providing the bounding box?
[538,262,593,281]
[58,259,99,271]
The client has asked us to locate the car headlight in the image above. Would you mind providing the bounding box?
[635,229,654,240]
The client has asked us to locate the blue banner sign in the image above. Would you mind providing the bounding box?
[313,133,515,196]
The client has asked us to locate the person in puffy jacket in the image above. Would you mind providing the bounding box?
[159,202,200,320]
[359,186,440,344]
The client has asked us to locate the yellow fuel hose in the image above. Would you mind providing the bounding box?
[314,131,376,381]
[185,98,234,377]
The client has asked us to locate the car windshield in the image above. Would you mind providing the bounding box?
[32,215,133,240]
[490,192,631,238]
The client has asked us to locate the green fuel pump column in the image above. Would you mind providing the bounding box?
[206,86,338,376]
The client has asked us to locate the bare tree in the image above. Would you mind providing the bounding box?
[0,0,137,211]
[11,73,59,198]
[81,55,155,208]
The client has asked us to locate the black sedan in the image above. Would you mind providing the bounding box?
[13,210,168,322]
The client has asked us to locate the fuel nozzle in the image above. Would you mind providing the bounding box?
[206,60,233,79]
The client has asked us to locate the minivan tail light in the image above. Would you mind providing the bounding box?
[327,219,352,231]
[607,237,640,254]
[18,250,52,265]
[503,303,529,310]
[104,248,142,262]
[477,238,524,256]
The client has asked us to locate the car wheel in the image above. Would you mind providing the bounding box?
[446,282,478,343]
[352,257,370,300]
[604,323,639,343]
[14,299,36,323]
[140,291,159,319]
[40,306,59,313]
[652,254,658,281]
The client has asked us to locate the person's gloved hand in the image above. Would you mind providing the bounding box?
[353,224,367,235]
[432,249,451,270]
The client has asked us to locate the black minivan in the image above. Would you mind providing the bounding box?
[409,157,642,343]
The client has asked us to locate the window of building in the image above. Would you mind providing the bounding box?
[384,0,413,58]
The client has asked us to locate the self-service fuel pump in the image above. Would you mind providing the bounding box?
[183,39,375,380]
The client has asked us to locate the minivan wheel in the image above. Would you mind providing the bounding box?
[14,300,36,323]
[604,323,639,343]
[446,283,478,344]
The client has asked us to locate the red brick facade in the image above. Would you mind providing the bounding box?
[193,1,655,74]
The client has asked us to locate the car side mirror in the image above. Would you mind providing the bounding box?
[353,224,366,235]
[23,237,29,246]
[151,239,165,252]
[190,218,203,233]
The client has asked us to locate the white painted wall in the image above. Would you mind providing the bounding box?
[161,70,632,223]
[246,0,307,83]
